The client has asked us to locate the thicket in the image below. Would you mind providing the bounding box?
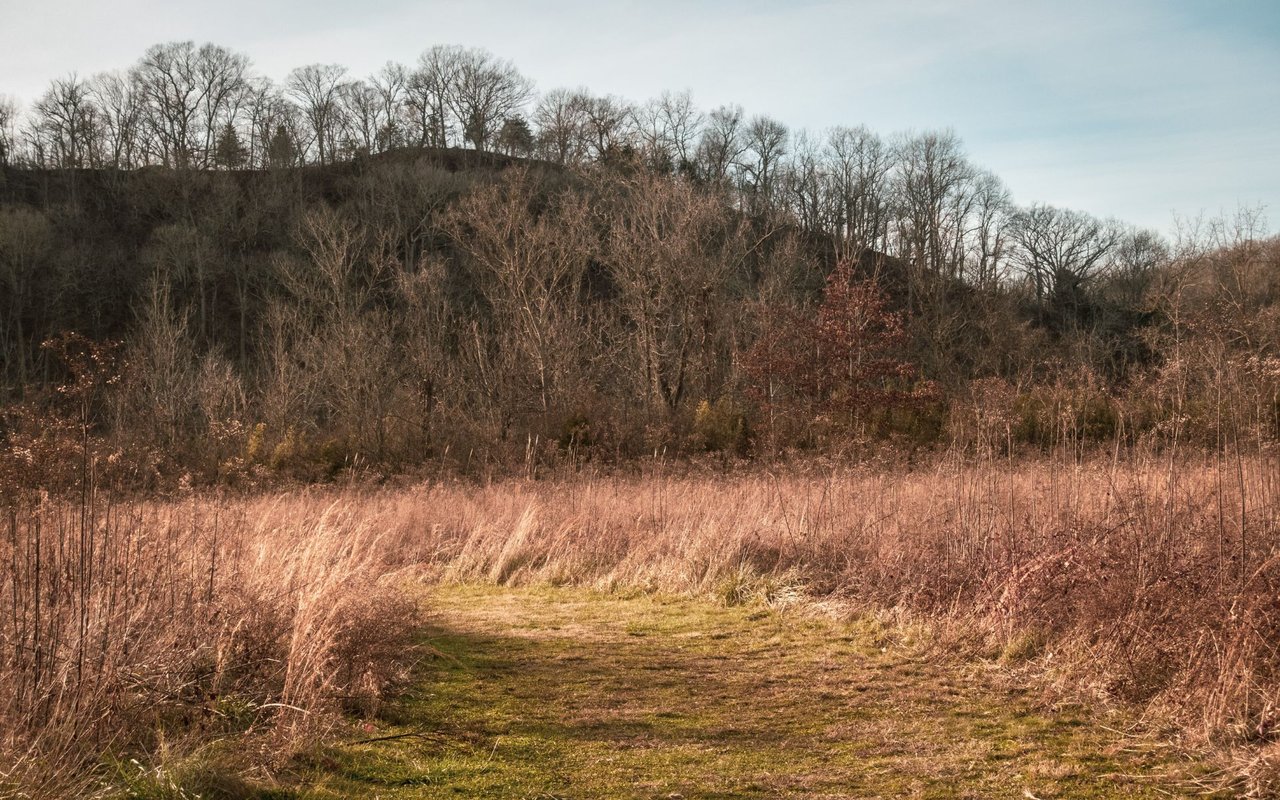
[0,42,1274,481]
[1,151,1276,483]
[2,42,1278,480]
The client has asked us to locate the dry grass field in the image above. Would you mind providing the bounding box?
[4,451,1280,796]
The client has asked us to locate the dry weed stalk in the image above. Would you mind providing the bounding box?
[5,448,1280,793]
[0,489,422,797]
[397,453,1280,786]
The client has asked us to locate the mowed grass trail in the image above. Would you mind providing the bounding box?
[289,585,1222,799]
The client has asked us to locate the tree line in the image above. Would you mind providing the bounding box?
[1,42,1279,484]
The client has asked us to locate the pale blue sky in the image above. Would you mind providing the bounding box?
[1,0,1276,236]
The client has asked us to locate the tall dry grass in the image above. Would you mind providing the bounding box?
[5,448,1280,794]
[396,452,1280,786]
[0,490,424,798]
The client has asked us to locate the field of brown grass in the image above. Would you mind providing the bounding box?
[4,451,1280,796]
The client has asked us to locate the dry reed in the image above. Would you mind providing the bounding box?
[0,489,423,798]
[5,447,1280,794]
[400,451,1280,789]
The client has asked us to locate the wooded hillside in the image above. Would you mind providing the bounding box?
[2,42,1278,483]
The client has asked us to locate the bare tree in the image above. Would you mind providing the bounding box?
[445,167,594,419]
[341,79,385,156]
[784,129,828,234]
[396,254,454,448]
[132,42,204,167]
[408,45,461,148]
[242,78,301,168]
[1104,226,1168,307]
[193,43,250,166]
[286,63,349,164]
[579,93,634,162]
[1007,203,1122,306]
[121,277,198,447]
[30,75,101,168]
[532,88,589,164]
[89,72,143,168]
[696,104,745,187]
[632,91,703,174]
[0,96,19,166]
[265,208,403,456]
[633,96,675,172]
[142,223,219,343]
[965,170,1011,287]
[658,90,702,170]
[370,61,408,151]
[600,173,753,412]
[892,129,977,280]
[826,125,894,255]
[0,208,53,386]
[739,115,788,212]
[449,48,533,151]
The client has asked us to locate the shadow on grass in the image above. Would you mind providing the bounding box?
[255,586,1219,800]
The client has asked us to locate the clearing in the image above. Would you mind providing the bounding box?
[287,584,1223,799]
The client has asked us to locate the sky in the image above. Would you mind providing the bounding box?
[1,0,1277,237]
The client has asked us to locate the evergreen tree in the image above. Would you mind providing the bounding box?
[267,124,295,168]
[496,116,534,157]
[213,122,246,169]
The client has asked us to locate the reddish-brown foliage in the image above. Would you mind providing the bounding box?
[744,260,935,440]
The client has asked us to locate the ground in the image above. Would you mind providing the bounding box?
[284,584,1224,799]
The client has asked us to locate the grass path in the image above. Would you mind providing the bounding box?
[289,585,1222,799]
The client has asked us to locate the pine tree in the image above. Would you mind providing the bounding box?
[267,124,295,168]
[213,122,246,169]
[496,116,534,157]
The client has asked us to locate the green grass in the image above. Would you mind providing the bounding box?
[261,584,1228,799]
